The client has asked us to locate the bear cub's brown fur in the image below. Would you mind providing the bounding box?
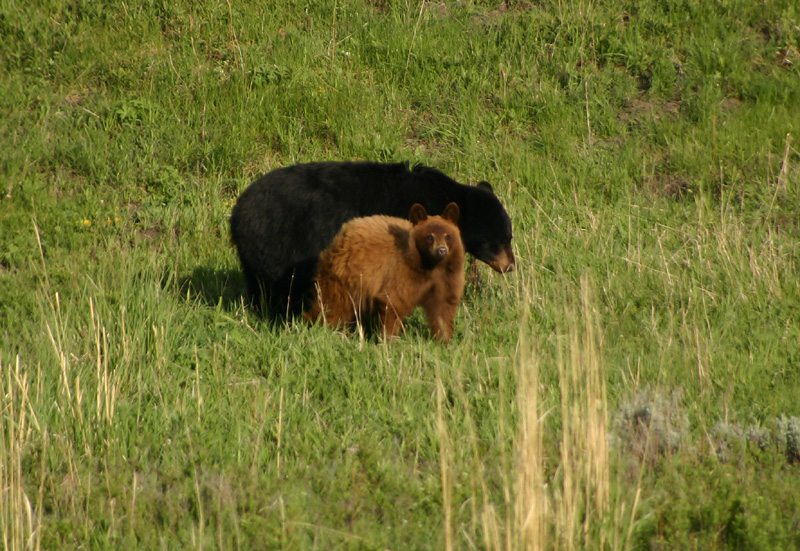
[304,203,465,342]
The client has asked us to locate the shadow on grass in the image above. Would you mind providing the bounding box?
[177,267,249,313]
[176,267,307,330]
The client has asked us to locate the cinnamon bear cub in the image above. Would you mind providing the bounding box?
[304,203,465,342]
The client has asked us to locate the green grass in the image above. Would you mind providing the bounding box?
[2,0,800,549]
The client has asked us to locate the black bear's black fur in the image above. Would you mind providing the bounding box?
[230,160,515,317]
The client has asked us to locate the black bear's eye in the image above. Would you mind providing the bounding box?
[427,235,434,243]
[445,234,451,242]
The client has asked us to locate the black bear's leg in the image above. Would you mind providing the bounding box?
[241,270,268,313]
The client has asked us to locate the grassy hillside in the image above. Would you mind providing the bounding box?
[2,0,800,549]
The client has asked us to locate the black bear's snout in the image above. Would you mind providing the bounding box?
[436,246,448,258]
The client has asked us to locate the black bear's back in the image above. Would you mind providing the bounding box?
[229,161,457,278]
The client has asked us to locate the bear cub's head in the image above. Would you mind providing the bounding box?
[408,203,463,270]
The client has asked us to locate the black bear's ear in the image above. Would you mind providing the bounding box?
[477,181,494,194]
[409,203,428,225]
[441,202,459,224]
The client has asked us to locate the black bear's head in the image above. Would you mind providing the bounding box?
[460,182,516,273]
[408,203,463,270]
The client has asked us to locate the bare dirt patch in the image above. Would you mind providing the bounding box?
[618,96,680,128]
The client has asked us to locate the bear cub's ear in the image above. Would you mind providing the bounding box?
[441,202,459,224]
[409,203,428,225]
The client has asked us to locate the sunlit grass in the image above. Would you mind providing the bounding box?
[2,0,800,549]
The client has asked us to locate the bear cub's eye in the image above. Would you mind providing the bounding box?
[445,234,451,242]
[427,235,434,243]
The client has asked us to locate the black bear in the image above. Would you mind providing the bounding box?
[230,161,515,317]
[304,203,465,342]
